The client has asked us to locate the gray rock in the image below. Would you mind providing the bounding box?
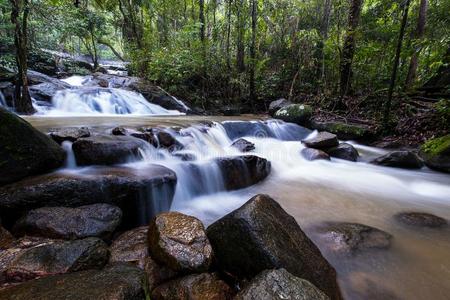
[231,138,255,152]
[394,212,447,228]
[268,98,291,116]
[303,132,339,149]
[49,127,90,144]
[325,143,359,162]
[370,151,423,169]
[301,148,331,161]
[274,104,313,126]
[235,269,329,300]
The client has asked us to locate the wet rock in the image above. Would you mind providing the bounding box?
[325,143,359,162]
[207,194,341,300]
[1,237,109,283]
[112,126,128,136]
[173,152,197,161]
[231,138,255,152]
[310,121,374,141]
[0,263,148,300]
[370,151,423,169]
[0,165,177,228]
[303,132,339,149]
[153,129,183,151]
[148,212,212,272]
[27,70,72,87]
[235,269,329,300]
[216,156,271,190]
[29,82,69,102]
[110,226,177,290]
[314,222,392,254]
[268,98,291,116]
[13,204,122,240]
[0,224,14,250]
[274,104,313,126]
[151,273,233,300]
[112,127,157,145]
[0,107,66,186]
[394,212,447,228]
[419,135,450,173]
[49,127,90,144]
[301,148,331,161]
[72,135,147,166]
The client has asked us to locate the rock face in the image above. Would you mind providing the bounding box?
[148,212,213,272]
[0,107,66,186]
[207,194,341,300]
[216,156,271,190]
[419,135,450,173]
[310,121,373,141]
[151,273,234,300]
[1,237,109,283]
[370,151,423,169]
[325,143,359,162]
[301,148,331,161]
[72,135,147,166]
[13,204,122,240]
[110,226,177,290]
[0,225,14,250]
[235,269,329,300]
[49,127,90,144]
[314,222,392,254]
[274,104,313,126]
[303,132,339,149]
[0,165,177,227]
[268,98,291,116]
[0,263,148,300]
[394,212,447,228]
[231,138,255,152]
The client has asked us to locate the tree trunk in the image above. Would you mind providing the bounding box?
[97,39,125,61]
[405,0,427,89]
[339,0,363,97]
[199,0,205,42]
[226,0,232,71]
[236,0,245,73]
[318,0,332,82]
[10,0,34,114]
[248,0,257,105]
[383,0,411,131]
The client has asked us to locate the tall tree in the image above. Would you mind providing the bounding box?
[339,0,363,98]
[235,0,245,73]
[248,0,257,104]
[9,0,34,114]
[383,0,411,130]
[405,0,427,88]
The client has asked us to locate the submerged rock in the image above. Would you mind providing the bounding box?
[303,132,339,149]
[152,129,183,151]
[314,222,392,254]
[310,121,373,141]
[419,135,450,173]
[301,148,331,161]
[72,135,147,166]
[274,104,313,126]
[394,212,447,228]
[370,151,423,169]
[151,273,234,300]
[0,107,66,186]
[1,237,109,283]
[0,263,148,300]
[268,98,291,116]
[148,212,213,272]
[231,138,255,152]
[325,143,359,162]
[13,204,122,240]
[207,194,341,299]
[49,127,91,144]
[216,156,271,190]
[235,269,329,300]
[110,226,177,291]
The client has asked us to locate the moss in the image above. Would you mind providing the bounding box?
[275,104,312,118]
[327,122,366,136]
[421,135,450,157]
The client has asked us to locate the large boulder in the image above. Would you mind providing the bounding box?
[1,237,109,283]
[0,165,177,227]
[206,194,341,299]
[301,148,330,161]
[0,224,14,250]
[49,127,90,144]
[29,82,69,102]
[0,107,66,186]
[235,269,329,300]
[419,135,450,173]
[325,143,359,162]
[72,135,148,166]
[303,132,339,149]
[310,121,374,141]
[274,104,313,126]
[148,212,213,272]
[268,98,291,116]
[151,273,234,300]
[0,263,148,300]
[370,151,423,169]
[216,156,271,190]
[394,212,447,228]
[13,204,122,240]
[110,226,177,290]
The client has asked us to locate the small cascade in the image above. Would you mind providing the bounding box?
[61,141,77,169]
[61,75,92,86]
[0,91,7,108]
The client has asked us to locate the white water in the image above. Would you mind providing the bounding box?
[0,91,6,107]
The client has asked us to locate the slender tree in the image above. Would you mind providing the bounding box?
[9,0,34,114]
[248,0,257,104]
[236,0,245,73]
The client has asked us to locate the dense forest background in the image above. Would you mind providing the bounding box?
[0,0,449,137]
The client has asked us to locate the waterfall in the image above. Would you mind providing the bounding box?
[61,141,77,169]
[0,91,7,108]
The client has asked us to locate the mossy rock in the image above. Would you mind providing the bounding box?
[0,66,15,82]
[310,120,374,141]
[274,104,313,126]
[419,135,450,173]
[0,107,66,185]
